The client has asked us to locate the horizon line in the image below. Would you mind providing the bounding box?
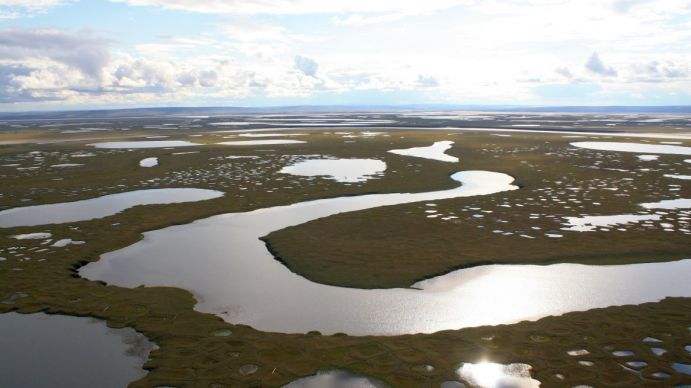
[2,103,691,116]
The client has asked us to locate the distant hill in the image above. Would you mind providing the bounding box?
[1,105,690,120]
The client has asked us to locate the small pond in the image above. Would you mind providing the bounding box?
[571,141,691,155]
[139,157,159,167]
[280,158,387,183]
[0,312,153,388]
[0,188,224,228]
[218,140,307,145]
[283,370,388,388]
[388,140,458,163]
[89,140,201,149]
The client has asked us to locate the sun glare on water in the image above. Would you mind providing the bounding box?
[457,361,540,387]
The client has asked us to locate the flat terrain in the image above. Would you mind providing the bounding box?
[0,112,690,387]
[265,131,691,288]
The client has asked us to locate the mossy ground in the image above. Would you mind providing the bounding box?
[265,131,691,288]
[1,126,690,387]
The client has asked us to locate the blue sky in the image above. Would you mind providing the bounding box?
[1,0,690,110]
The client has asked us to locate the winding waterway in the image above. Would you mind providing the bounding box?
[79,171,691,336]
[0,188,224,227]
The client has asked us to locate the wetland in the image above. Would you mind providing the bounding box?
[1,110,690,387]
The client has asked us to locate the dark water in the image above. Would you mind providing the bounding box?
[0,312,153,388]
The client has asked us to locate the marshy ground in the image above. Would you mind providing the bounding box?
[1,112,690,387]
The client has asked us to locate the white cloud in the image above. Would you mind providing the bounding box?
[333,13,409,26]
[611,0,654,13]
[555,67,573,79]
[220,20,293,42]
[294,55,318,76]
[630,60,690,81]
[417,75,439,87]
[110,0,470,15]
[3,0,691,107]
[0,28,110,79]
[0,26,329,107]
[0,0,69,8]
[585,53,618,77]
[0,0,72,18]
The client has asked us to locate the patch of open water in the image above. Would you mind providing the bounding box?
[0,188,224,228]
[571,142,691,155]
[80,171,691,335]
[280,158,386,183]
[388,141,459,163]
[283,370,388,388]
[0,312,152,388]
[139,157,159,167]
[89,141,201,149]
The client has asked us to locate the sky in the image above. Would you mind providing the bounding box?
[0,0,690,111]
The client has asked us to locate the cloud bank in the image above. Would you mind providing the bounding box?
[1,0,690,108]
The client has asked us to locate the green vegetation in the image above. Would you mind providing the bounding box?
[1,127,690,386]
[265,132,691,288]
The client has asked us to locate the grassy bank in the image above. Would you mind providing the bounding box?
[1,126,689,386]
[265,131,690,288]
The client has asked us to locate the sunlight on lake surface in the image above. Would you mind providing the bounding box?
[90,141,201,149]
[80,170,691,335]
[282,370,388,388]
[279,158,387,182]
[456,362,540,388]
[388,140,459,163]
